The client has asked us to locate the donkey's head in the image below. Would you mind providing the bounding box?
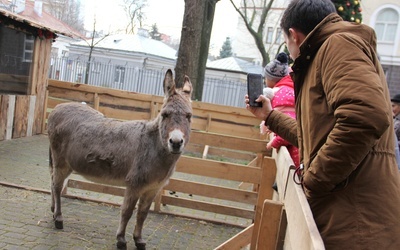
[159,69,193,154]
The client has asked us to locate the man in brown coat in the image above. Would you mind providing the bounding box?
[245,0,400,249]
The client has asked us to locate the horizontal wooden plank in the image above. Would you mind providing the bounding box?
[49,79,160,102]
[191,101,251,117]
[161,195,255,219]
[0,73,29,83]
[177,156,262,184]
[97,92,155,110]
[164,179,258,205]
[48,85,95,103]
[209,122,260,140]
[99,105,150,121]
[189,130,268,154]
[185,143,256,162]
[192,108,259,126]
[67,179,125,197]
[47,97,71,109]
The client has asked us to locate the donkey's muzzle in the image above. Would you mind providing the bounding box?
[168,130,185,154]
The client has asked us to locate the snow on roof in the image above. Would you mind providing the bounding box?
[73,34,177,60]
[207,56,263,74]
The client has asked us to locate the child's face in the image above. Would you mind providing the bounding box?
[264,78,276,88]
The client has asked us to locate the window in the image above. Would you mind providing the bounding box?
[23,34,34,62]
[266,27,273,44]
[275,28,282,44]
[0,26,33,94]
[375,8,398,43]
[114,66,125,84]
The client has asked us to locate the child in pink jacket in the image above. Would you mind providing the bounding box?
[260,52,299,167]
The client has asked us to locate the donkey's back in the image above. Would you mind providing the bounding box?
[47,102,149,185]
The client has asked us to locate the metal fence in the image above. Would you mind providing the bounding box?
[48,57,247,108]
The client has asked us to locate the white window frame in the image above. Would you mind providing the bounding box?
[275,28,282,44]
[23,34,34,62]
[370,4,400,56]
[375,8,398,43]
[266,27,273,44]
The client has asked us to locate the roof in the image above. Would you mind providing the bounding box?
[72,34,178,60]
[207,57,263,74]
[0,0,82,38]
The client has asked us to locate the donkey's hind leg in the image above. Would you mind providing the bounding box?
[133,189,159,250]
[49,152,72,229]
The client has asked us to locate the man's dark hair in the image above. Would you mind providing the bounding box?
[280,0,336,36]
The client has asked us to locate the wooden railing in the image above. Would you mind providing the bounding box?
[216,146,325,249]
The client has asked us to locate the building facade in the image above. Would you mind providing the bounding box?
[362,0,400,96]
[231,0,290,66]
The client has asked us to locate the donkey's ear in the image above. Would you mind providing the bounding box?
[163,69,175,96]
[181,75,193,100]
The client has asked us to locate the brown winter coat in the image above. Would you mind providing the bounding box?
[267,13,400,249]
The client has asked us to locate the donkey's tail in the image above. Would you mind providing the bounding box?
[49,147,53,169]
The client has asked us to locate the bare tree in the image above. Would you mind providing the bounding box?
[83,16,110,84]
[175,0,219,101]
[45,0,85,34]
[229,0,274,67]
[122,0,147,34]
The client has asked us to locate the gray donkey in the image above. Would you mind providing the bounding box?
[47,69,193,249]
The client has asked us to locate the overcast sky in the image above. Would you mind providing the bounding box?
[81,0,239,56]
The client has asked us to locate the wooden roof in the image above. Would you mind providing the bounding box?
[0,1,82,39]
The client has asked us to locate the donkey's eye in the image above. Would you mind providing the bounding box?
[186,113,192,121]
[162,112,169,119]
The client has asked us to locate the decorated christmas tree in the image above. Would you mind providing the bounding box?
[332,0,362,23]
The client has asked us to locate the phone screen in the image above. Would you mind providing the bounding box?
[247,73,263,107]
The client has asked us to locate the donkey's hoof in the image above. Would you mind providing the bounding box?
[135,242,146,250]
[54,220,63,229]
[134,237,146,250]
[116,240,127,249]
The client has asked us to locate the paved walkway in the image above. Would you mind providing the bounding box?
[0,135,243,249]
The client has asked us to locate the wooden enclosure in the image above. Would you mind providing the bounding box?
[45,79,324,249]
[45,79,272,226]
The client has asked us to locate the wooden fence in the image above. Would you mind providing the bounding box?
[45,79,272,226]
[216,145,325,250]
[45,79,324,249]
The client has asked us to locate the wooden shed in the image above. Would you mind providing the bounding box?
[0,0,80,141]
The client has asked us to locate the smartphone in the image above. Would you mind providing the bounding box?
[247,73,263,107]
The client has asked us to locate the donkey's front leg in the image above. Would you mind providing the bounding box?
[133,189,159,250]
[116,188,139,249]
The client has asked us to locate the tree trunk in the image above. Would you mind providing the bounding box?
[175,0,218,101]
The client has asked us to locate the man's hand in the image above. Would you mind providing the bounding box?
[245,94,273,121]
